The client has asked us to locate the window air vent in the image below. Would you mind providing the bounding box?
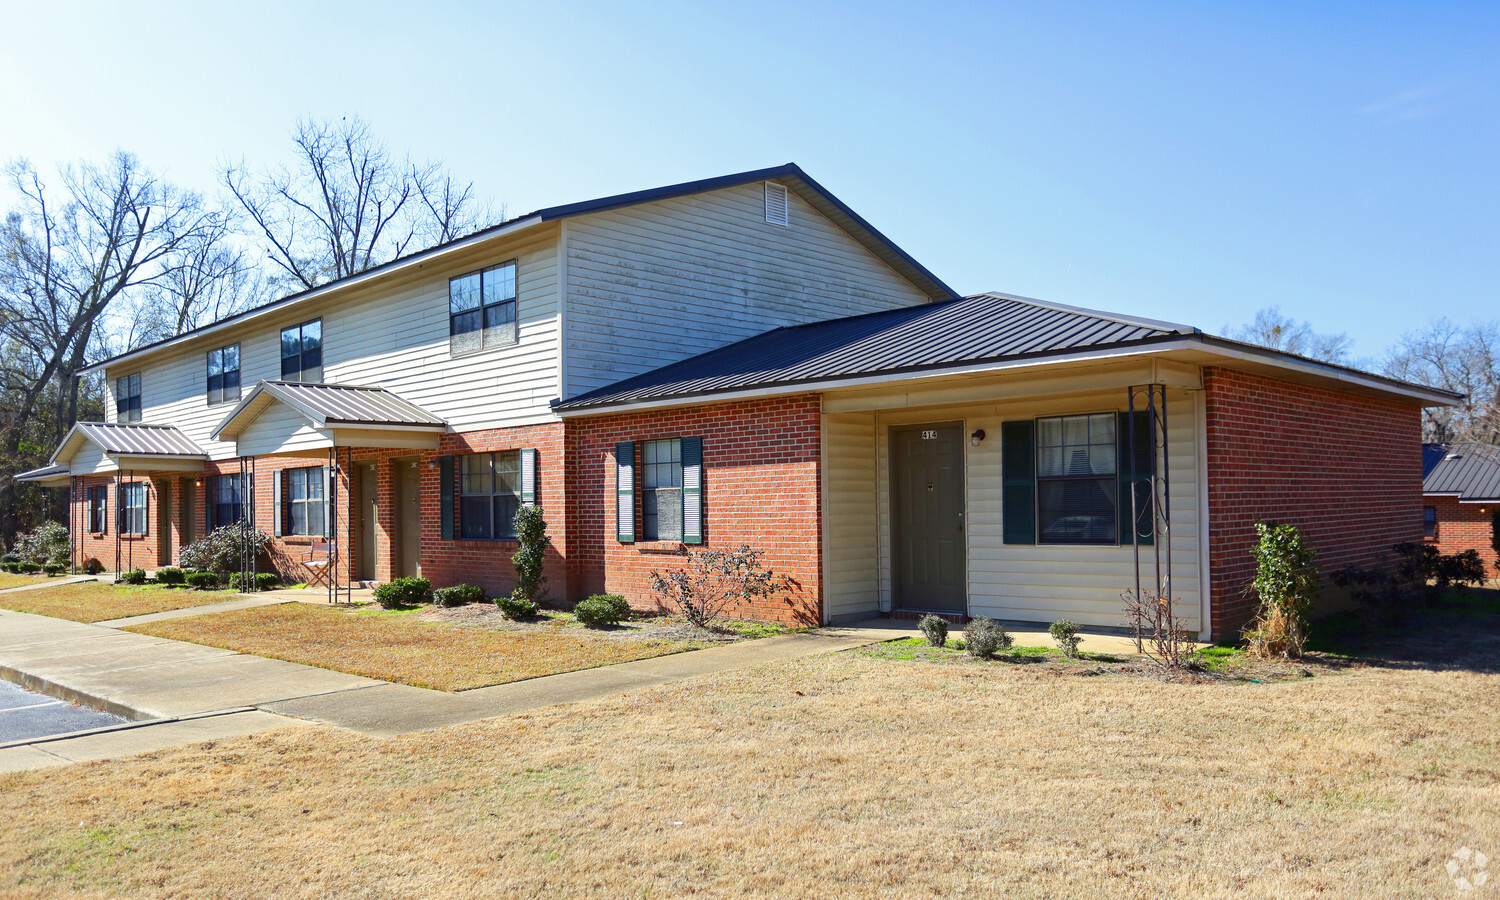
[764,181,789,226]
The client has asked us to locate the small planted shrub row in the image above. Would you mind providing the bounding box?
[155,567,187,585]
[495,591,539,620]
[433,584,485,607]
[374,576,431,609]
[574,593,630,626]
[227,571,282,592]
[185,571,221,590]
[119,569,148,585]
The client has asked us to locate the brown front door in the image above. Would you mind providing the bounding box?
[354,462,376,582]
[394,458,421,578]
[891,423,966,613]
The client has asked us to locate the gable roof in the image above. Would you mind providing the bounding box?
[1423,442,1500,502]
[13,463,70,486]
[81,164,954,376]
[51,422,207,465]
[212,381,447,442]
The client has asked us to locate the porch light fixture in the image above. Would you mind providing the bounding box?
[970,429,986,447]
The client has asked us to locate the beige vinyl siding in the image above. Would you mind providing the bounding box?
[234,401,329,458]
[69,442,109,475]
[823,411,880,622]
[104,225,561,459]
[823,380,1203,634]
[563,181,931,398]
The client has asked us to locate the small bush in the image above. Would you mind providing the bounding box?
[495,589,539,619]
[83,558,105,575]
[918,614,949,648]
[649,544,795,628]
[185,571,221,590]
[1244,522,1318,658]
[256,572,282,591]
[512,504,551,604]
[119,569,147,585]
[42,563,65,576]
[19,562,41,575]
[374,576,431,609]
[1049,619,1082,657]
[433,584,485,608]
[963,616,1012,659]
[155,567,186,585]
[575,593,630,626]
[1,562,17,574]
[179,523,270,576]
[0,553,18,565]
[15,521,70,567]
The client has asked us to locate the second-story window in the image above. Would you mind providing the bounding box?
[207,344,241,405]
[115,373,142,422]
[449,262,517,355]
[280,320,322,383]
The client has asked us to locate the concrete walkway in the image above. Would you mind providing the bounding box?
[0,574,97,594]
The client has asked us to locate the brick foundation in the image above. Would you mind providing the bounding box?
[1204,367,1425,641]
[564,394,823,626]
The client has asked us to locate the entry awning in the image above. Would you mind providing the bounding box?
[211,380,448,454]
[50,422,209,475]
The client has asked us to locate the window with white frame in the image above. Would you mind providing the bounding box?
[284,467,325,536]
[460,451,521,539]
[641,439,683,542]
[88,486,107,533]
[116,373,142,422]
[1036,413,1118,545]
[212,474,244,529]
[449,262,517,355]
[207,344,241,405]
[117,482,147,535]
[280,320,323,383]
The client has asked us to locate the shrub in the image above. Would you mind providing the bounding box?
[1,562,17,574]
[963,617,1012,659]
[155,567,186,585]
[19,562,41,575]
[374,576,431,609]
[1049,619,1083,657]
[1244,521,1318,658]
[0,552,18,565]
[83,558,105,575]
[119,569,147,585]
[433,584,485,608]
[495,589,539,619]
[42,563,65,576]
[648,544,795,628]
[918,614,949,648]
[178,523,270,576]
[15,521,70,567]
[512,504,550,604]
[185,571,221,590]
[575,593,630,626]
[256,572,282,591]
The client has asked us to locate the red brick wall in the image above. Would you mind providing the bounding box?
[564,394,823,625]
[420,422,568,603]
[1428,494,1500,575]
[1204,367,1425,641]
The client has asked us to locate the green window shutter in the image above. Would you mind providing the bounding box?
[1117,411,1155,546]
[616,441,635,543]
[681,436,703,545]
[1001,420,1036,545]
[439,456,455,540]
[321,466,332,538]
[141,484,149,537]
[520,448,537,506]
[272,469,283,537]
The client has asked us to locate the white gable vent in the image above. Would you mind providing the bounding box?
[764,181,789,226]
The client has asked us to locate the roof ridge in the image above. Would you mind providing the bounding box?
[979,292,1198,336]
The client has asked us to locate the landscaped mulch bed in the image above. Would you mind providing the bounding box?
[0,582,237,623]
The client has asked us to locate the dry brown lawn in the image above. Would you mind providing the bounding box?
[3,603,1499,899]
[0,572,54,590]
[0,582,232,623]
[125,603,711,690]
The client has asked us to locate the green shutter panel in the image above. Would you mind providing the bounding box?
[1001,420,1036,545]
[140,483,149,537]
[520,448,537,506]
[321,466,332,538]
[616,441,635,543]
[681,436,703,545]
[272,469,283,537]
[439,456,455,540]
[1117,411,1155,546]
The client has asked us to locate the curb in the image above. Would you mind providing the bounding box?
[0,664,151,722]
[0,706,259,751]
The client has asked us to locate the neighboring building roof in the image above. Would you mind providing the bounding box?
[81,164,955,376]
[51,422,208,465]
[212,381,448,441]
[1423,442,1500,502]
[13,463,70,485]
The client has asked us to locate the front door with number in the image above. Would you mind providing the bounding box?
[891,423,966,612]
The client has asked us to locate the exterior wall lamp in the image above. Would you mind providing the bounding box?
[970,429,986,447]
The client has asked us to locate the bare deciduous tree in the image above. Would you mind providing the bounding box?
[224,116,497,293]
[1225,306,1353,364]
[1384,319,1500,444]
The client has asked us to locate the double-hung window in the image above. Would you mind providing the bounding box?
[285,467,324,536]
[207,344,241,405]
[460,451,521,539]
[280,320,323,383]
[1423,506,1438,540]
[641,439,684,542]
[212,474,244,529]
[449,262,517,355]
[118,482,147,535]
[88,486,107,533]
[116,373,142,422]
[1036,413,1118,545]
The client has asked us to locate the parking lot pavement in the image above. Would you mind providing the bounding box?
[0,679,124,743]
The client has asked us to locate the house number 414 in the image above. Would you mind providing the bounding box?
[921,430,937,440]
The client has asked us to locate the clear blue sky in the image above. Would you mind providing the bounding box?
[2,1,1495,360]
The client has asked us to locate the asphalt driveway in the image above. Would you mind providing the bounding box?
[0,680,124,742]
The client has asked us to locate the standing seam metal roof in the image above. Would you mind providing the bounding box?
[555,293,1198,410]
[1423,442,1500,501]
[65,422,208,458]
[211,381,447,441]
